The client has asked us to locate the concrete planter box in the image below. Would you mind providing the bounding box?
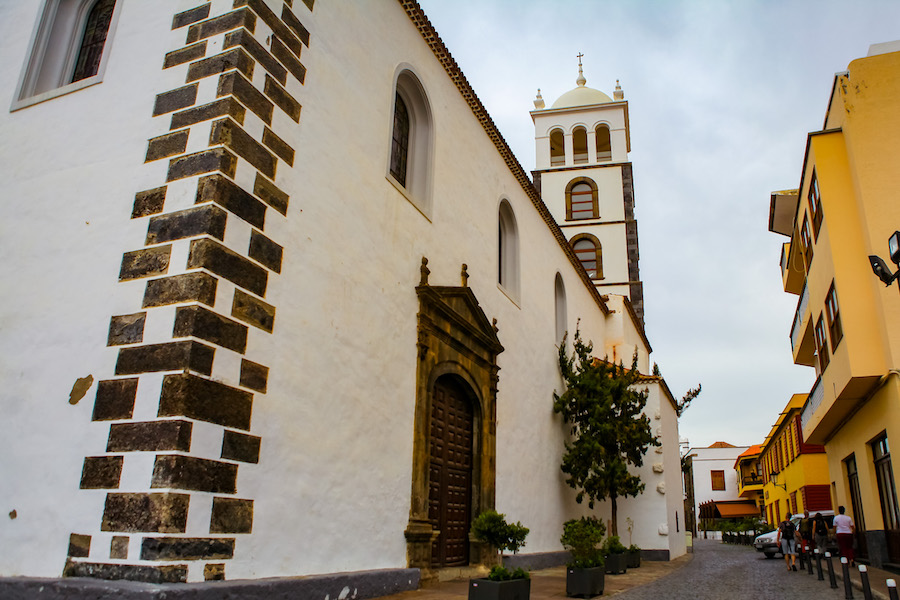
[566,566,604,598]
[468,577,530,600]
[604,553,627,575]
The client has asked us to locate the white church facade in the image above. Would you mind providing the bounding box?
[0,0,684,594]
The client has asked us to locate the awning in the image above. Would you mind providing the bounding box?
[715,501,761,518]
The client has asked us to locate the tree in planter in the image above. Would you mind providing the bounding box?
[561,517,606,597]
[471,510,530,580]
[553,329,660,537]
[561,517,606,569]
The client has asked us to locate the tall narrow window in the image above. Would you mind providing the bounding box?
[572,127,588,164]
[800,214,814,269]
[549,129,565,167]
[808,170,823,238]
[498,200,520,300]
[71,0,116,83]
[554,273,567,343]
[572,236,602,279]
[825,282,843,351]
[390,93,410,186]
[388,70,433,216]
[595,124,611,160]
[846,455,867,532]
[873,435,900,531]
[814,314,830,374]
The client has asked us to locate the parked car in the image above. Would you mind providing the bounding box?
[753,511,837,559]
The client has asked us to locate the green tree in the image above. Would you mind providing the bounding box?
[553,329,660,536]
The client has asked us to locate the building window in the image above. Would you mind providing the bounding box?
[790,492,798,514]
[390,93,410,186]
[565,178,598,220]
[571,235,602,279]
[595,124,611,161]
[554,273,567,344]
[873,434,900,531]
[13,0,120,108]
[498,199,520,300]
[71,0,116,82]
[825,282,843,352]
[814,313,830,374]
[846,455,867,532]
[711,470,725,491]
[550,128,565,167]
[388,70,433,216]
[800,214,814,269]
[808,170,823,238]
[572,127,588,164]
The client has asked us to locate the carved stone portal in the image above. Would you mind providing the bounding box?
[405,269,503,579]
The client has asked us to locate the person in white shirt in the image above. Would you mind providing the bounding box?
[834,505,855,566]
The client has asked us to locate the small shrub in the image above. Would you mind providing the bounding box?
[560,517,606,569]
[601,535,627,556]
[471,510,530,555]
[487,566,530,581]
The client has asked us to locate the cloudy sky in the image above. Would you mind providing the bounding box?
[416,0,900,449]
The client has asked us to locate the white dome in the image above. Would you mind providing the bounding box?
[550,85,613,108]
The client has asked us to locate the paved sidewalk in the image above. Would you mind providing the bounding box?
[826,555,900,600]
[378,553,693,600]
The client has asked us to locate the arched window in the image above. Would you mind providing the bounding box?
[595,124,611,161]
[71,0,116,82]
[554,273,567,343]
[388,69,433,216]
[498,200,520,300]
[565,178,598,220]
[390,93,410,186]
[572,127,588,164]
[572,235,602,279]
[14,0,120,107]
[549,129,565,167]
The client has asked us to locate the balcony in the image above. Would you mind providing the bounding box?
[780,240,805,295]
[801,377,824,433]
[790,284,808,351]
[738,474,764,498]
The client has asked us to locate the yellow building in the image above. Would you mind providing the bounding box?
[735,444,764,515]
[768,41,900,566]
[759,395,831,525]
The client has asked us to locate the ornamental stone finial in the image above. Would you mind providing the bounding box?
[461,264,469,287]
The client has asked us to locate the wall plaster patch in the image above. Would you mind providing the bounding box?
[69,375,95,405]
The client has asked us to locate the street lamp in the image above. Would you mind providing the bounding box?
[869,231,900,286]
[770,472,787,491]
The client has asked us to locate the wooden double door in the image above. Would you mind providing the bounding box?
[428,376,474,567]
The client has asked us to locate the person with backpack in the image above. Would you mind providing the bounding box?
[776,514,799,571]
[813,512,829,552]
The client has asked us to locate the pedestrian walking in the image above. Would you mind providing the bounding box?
[776,513,799,571]
[834,505,855,566]
[813,512,829,553]
[798,510,812,561]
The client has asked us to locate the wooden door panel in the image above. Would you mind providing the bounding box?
[429,377,473,567]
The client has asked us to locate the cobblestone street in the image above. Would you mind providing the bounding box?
[616,538,857,600]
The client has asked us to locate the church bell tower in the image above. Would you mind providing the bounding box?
[530,57,644,323]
